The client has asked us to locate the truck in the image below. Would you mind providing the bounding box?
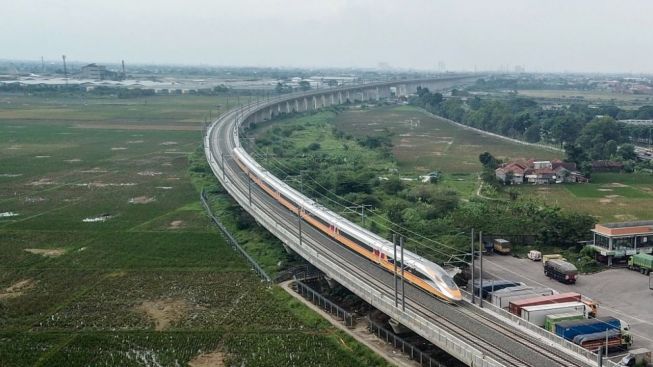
[555,317,631,350]
[544,259,578,284]
[573,329,632,352]
[628,253,653,275]
[469,279,521,299]
[490,287,554,309]
[544,312,585,332]
[520,302,588,327]
[493,239,512,255]
[509,292,582,316]
[542,254,565,265]
[528,250,542,261]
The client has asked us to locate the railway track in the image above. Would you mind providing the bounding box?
[207,95,595,367]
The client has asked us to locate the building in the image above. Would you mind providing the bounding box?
[495,159,586,185]
[79,63,117,80]
[590,221,653,266]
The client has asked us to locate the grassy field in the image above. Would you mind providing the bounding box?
[331,104,653,222]
[516,89,653,106]
[0,94,387,366]
[334,104,562,197]
[518,172,653,222]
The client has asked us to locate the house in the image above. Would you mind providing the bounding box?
[495,163,526,184]
[496,159,587,185]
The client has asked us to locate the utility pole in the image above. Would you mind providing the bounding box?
[41,56,44,73]
[61,55,68,85]
[121,60,126,79]
[393,233,398,308]
[479,231,483,308]
[470,228,475,304]
[400,235,405,311]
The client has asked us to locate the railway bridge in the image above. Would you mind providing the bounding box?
[204,76,606,367]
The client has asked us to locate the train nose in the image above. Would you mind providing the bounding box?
[449,288,463,302]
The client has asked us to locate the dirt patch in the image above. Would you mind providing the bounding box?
[605,195,622,198]
[614,214,638,221]
[127,140,144,144]
[137,170,162,176]
[34,155,51,158]
[111,147,127,151]
[83,214,113,223]
[168,220,184,229]
[28,178,56,186]
[156,186,173,190]
[188,349,225,367]
[73,123,201,131]
[607,182,628,188]
[597,188,613,192]
[160,141,179,146]
[24,196,46,203]
[135,298,189,331]
[599,198,613,204]
[0,279,35,300]
[0,212,19,218]
[128,196,156,204]
[24,248,66,257]
[0,173,22,177]
[64,158,82,163]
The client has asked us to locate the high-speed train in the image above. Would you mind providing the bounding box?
[232,146,462,303]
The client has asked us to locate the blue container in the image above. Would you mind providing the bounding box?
[555,317,620,341]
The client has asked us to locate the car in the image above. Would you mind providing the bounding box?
[528,250,542,261]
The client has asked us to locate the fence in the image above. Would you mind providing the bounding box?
[366,316,447,367]
[200,188,271,282]
[293,280,354,327]
[462,290,618,367]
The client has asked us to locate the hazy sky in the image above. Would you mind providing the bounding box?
[3,0,652,73]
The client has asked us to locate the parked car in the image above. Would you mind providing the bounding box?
[528,250,542,261]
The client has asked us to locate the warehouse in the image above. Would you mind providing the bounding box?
[590,220,653,266]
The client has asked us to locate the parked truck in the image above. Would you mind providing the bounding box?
[469,279,521,299]
[555,317,631,351]
[544,259,578,284]
[521,302,588,327]
[542,254,565,265]
[528,250,542,261]
[493,239,512,255]
[490,287,554,309]
[544,313,585,332]
[628,253,653,275]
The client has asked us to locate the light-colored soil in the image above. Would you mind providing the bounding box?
[128,196,156,204]
[615,214,638,221]
[24,248,66,257]
[607,182,628,188]
[135,298,189,331]
[137,170,163,176]
[168,220,184,229]
[188,349,226,367]
[28,178,55,186]
[73,123,201,131]
[0,279,35,300]
[599,198,613,204]
[597,188,613,192]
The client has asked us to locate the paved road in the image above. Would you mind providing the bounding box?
[207,93,596,367]
[482,254,653,353]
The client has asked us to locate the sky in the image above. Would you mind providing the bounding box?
[2,0,652,73]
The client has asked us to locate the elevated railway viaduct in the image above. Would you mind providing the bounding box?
[204,76,605,367]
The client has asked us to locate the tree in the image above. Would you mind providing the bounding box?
[299,80,311,91]
[564,144,587,166]
[383,176,404,195]
[618,143,637,161]
[524,124,541,143]
[479,152,498,169]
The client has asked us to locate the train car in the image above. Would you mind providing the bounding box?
[232,147,462,303]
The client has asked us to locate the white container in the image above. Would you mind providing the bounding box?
[521,301,587,327]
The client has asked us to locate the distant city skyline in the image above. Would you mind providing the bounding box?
[2,0,653,74]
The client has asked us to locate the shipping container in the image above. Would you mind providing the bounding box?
[544,313,585,332]
[491,287,554,309]
[520,302,587,327]
[469,279,521,299]
[555,317,622,341]
[509,292,581,316]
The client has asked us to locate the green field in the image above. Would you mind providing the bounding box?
[0,94,386,366]
[518,172,653,222]
[332,104,562,197]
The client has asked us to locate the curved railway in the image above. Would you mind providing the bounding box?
[205,79,597,367]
